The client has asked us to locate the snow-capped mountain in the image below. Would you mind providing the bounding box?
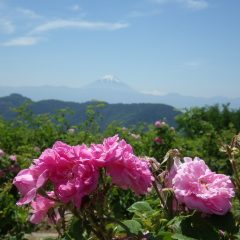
[83,75,136,92]
[0,77,240,109]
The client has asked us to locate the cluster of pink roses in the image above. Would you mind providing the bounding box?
[167,157,235,215]
[13,135,153,223]
[13,135,235,224]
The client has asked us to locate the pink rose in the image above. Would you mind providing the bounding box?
[54,160,98,208]
[172,157,235,215]
[29,194,56,224]
[53,143,98,208]
[91,135,125,167]
[34,143,75,184]
[36,142,99,208]
[92,135,153,194]
[106,153,153,195]
[9,155,17,161]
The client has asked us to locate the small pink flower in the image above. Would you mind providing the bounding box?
[29,194,56,224]
[155,121,167,128]
[154,137,162,144]
[154,121,162,128]
[9,155,17,161]
[0,149,5,157]
[34,146,40,152]
[172,157,235,215]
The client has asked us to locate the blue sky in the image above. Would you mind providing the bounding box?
[0,0,240,98]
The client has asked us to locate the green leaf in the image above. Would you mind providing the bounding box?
[167,214,194,233]
[180,213,219,240]
[172,233,197,240]
[117,219,143,235]
[66,217,85,240]
[233,232,240,240]
[209,212,238,234]
[156,231,173,240]
[127,201,153,214]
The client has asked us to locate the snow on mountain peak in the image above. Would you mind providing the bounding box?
[100,74,120,83]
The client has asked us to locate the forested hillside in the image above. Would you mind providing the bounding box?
[0,94,181,128]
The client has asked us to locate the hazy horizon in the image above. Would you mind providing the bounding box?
[0,0,240,98]
[0,81,240,99]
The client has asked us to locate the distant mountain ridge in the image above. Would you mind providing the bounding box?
[0,78,239,108]
[0,94,181,128]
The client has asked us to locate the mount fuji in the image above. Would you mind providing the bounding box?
[0,76,240,109]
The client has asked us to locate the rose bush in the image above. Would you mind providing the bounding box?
[13,135,153,239]
[12,134,239,239]
[1,104,240,239]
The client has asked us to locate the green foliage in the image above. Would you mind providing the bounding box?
[174,104,240,173]
[179,212,238,240]
[0,182,34,239]
[1,102,240,239]
[150,122,177,161]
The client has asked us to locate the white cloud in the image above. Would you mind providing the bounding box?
[16,8,42,18]
[31,19,129,34]
[1,19,128,47]
[0,19,15,34]
[0,4,128,47]
[2,36,40,46]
